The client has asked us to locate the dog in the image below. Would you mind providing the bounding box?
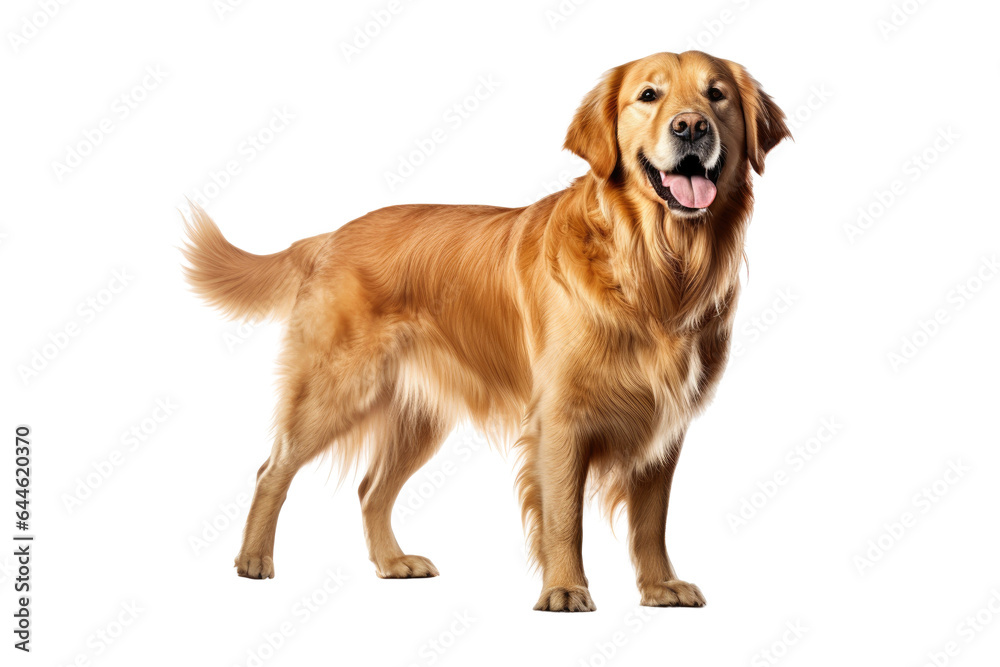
[182,50,790,612]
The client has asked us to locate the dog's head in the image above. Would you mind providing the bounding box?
[565,51,791,218]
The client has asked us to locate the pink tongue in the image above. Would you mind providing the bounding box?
[660,172,717,209]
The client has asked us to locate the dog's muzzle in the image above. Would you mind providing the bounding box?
[641,151,724,212]
[641,112,724,212]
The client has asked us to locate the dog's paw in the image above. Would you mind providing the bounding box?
[234,553,275,579]
[640,580,705,607]
[375,555,439,579]
[533,585,596,612]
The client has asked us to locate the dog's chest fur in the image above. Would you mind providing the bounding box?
[576,316,728,471]
[633,327,713,468]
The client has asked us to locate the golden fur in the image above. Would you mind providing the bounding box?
[182,51,790,611]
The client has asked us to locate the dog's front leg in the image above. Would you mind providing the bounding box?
[531,423,595,612]
[626,443,706,607]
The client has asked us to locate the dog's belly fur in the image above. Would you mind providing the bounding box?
[396,320,723,460]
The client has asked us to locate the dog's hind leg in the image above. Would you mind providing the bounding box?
[235,433,313,579]
[358,401,451,578]
[235,332,392,579]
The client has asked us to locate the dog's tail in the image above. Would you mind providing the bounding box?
[181,203,329,321]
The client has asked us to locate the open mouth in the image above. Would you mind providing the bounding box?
[641,152,724,213]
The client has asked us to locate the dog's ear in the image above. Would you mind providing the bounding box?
[564,65,627,180]
[725,61,791,175]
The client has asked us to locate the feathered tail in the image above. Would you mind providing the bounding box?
[180,203,328,321]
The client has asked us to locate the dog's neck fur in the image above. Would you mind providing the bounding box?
[545,168,753,334]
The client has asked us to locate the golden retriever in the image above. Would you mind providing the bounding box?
[182,50,790,612]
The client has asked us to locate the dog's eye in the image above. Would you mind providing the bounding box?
[708,87,724,101]
[639,88,657,102]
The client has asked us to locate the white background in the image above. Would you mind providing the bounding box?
[3,0,999,665]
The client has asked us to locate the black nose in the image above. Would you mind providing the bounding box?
[671,112,709,143]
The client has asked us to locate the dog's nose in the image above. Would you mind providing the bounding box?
[671,112,710,143]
